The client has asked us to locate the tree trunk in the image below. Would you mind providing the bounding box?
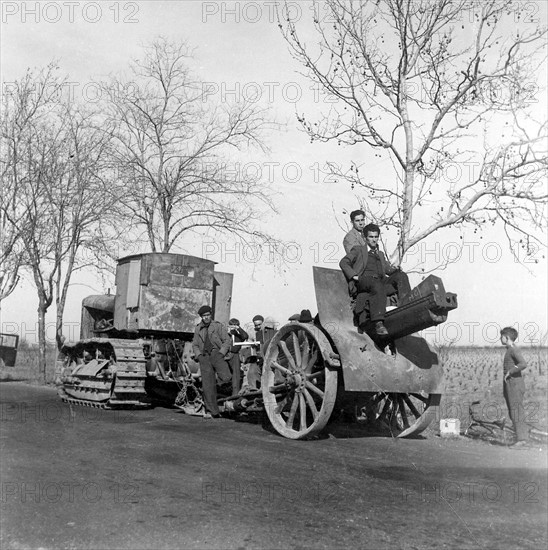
[399,79,414,265]
[56,303,65,351]
[56,244,77,350]
[37,303,47,385]
[400,165,414,262]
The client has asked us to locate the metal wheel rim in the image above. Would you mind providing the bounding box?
[262,323,338,440]
[359,392,441,438]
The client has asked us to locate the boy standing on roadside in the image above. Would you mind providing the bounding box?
[500,327,529,446]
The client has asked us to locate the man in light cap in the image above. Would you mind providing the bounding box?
[225,318,248,396]
[252,315,275,356]
[241,314,276,391]
[192,305,231,418]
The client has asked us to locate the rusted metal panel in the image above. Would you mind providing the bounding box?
[114,253,217,334]
[126,260,141,308]
[212,271,233,327]
[139,253,215,290]
[312,266,443,393]
[138,285,211,333]
[114,261,130,330]
[82,295,115,312]
[80,295,116,339]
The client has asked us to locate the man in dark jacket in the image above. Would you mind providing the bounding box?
[339,224,411,335]
[192,305,232,418]
[226,318,248,396]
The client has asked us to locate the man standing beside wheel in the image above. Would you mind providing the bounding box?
[192,305,232,418]
[339,223,411,336]
[242,315,275,391]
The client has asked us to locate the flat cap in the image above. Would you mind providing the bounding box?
[299,309,313,323]
[288,313,300,321]
[197,305,212,316]
[252,315,264,322]
[229,318,240,325]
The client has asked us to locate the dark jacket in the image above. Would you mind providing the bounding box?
[339,245,396,281]
[227,326,249,355]
[192,320,231,358]
[254,326,275,358]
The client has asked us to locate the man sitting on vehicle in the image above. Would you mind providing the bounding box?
[343,209,367,254]
[339,223,411,336]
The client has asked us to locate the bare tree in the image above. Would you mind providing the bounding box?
[2,67,117,382]
[0,66,63,303]
[0,178,24,302]
[282,0,547,265]
[51,107,118,352]
[101,38,278,253]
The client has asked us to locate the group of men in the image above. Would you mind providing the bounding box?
[191,209,408,417]
[191,307,275,419]
[340,209,411,335]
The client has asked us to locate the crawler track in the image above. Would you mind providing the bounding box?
[60,338,151,409]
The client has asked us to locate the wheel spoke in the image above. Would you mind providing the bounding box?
[402,394,422,419]
[361,392,383,419]
[373,392,385,404]
[286,393,299,427]
[271,360,291,375]
[306,369,324,381]
[306,348,319,371]
[377,395,393,423]
[301,333,310,370]
[410,393,429,404]
[303,388,319,420]
[299,393,307,429]
[275,395,290,414]
[390,396,403,430]
[269,383,290,394]
[291,332,301,367]
[278,340,297,371]
[305,380,324,398]
[398,395,410,428]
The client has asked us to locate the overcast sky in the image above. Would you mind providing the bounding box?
[1,0,547,346]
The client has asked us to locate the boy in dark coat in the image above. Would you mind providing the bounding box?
[500,327,530,446]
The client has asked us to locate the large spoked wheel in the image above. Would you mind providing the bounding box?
[262,323,339,440]
[359,392,441,438]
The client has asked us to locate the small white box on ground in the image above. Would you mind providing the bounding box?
[440,418,461,438]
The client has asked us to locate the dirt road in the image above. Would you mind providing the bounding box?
[1,382,546,550]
